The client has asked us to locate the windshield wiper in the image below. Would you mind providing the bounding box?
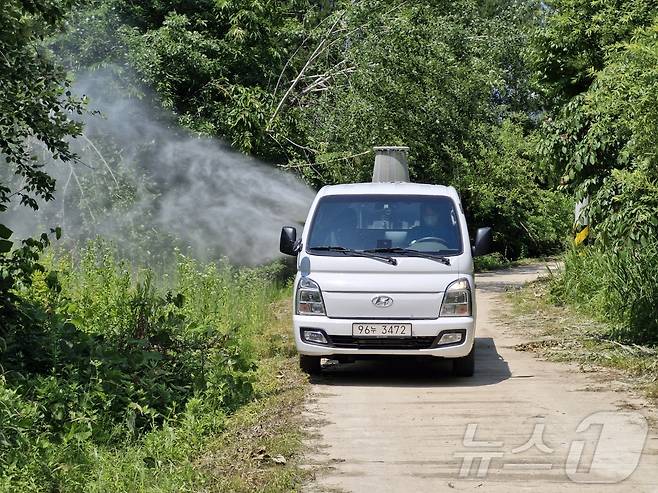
[309,246,398,265]
[364,247,451,266]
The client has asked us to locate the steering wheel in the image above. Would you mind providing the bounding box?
[409,236,449,247]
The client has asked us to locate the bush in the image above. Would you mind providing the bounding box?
[0,240,288,491]
[473,252,510,272]
[550,244,658,345]
[463,121,572,259]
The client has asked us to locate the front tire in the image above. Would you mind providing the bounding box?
[452,346,475,377]
[299,355,322,375]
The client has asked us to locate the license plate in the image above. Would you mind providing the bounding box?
[352,323,412,337]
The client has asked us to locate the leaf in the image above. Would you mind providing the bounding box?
[45,271,60,291]
[0,224,12,239]
[0,240,12,253]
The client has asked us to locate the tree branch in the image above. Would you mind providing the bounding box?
[267,12,346,131]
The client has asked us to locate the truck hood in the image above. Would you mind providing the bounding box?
[297,254,469,319]
[298,253,464,291]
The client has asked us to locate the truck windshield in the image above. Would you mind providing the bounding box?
[307,194,463,255]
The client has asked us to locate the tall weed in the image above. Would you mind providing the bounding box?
[550,244,658,345]
[0,240,288,491]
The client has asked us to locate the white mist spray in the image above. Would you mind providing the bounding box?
[5,70,315,265]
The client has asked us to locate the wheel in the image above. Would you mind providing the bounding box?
[452,346,475,377]
[299,355,322,375]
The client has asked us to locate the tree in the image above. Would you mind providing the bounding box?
[54,0,335,160]
[274,1,570,255]
[1,0,85,215]
[532,1,658,247]
[1,0,84,319]
[54,0,570,259]
[530,0,658,104]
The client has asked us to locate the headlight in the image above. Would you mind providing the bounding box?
[440,278,472,317]
[296,277,326,316]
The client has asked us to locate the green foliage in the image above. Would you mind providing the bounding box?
[1,0,86,363]
[0,226,61,339]
[0,241,287,491]
[293,1,534,185]
[0,0,85,212]
[55,0,331,160]
[534,3,658,247]
[592,168,658,249]
[462,120,572,257]
[550,245,658,345]
[281,1,567,258]
[582,21,658,248]
[53,1,569,260]
[473,252,510,272]
[533,2,658,346]
[530,0,658,103]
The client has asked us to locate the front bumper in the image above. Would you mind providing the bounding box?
[293,315,475,358]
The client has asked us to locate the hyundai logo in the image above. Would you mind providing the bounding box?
[372,295,394,308]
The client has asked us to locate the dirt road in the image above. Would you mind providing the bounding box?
[303,264,658,492]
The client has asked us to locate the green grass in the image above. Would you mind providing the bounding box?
[473,252,511,272]
[473,252,559,272]
[0,242,310,492]
[549,245,658,345]
[194,298,310,492]
[197,355,310,492]
[77,301,309,493]
[504,277,658,401]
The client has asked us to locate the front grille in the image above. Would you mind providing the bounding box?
[329,335,436,350]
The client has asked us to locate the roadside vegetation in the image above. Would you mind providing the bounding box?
[51,0,572,259]
[1,241,308,491]
[550,246,658,346]
[2,0,658,491]
[506,276,658,402]
[531,1,658,346]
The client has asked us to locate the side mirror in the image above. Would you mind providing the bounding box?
[472,227,492,257]
[280,226,300,256]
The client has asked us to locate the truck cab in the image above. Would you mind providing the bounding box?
[280,148,491,376]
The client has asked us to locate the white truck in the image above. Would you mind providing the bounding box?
[279,147,491,376]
